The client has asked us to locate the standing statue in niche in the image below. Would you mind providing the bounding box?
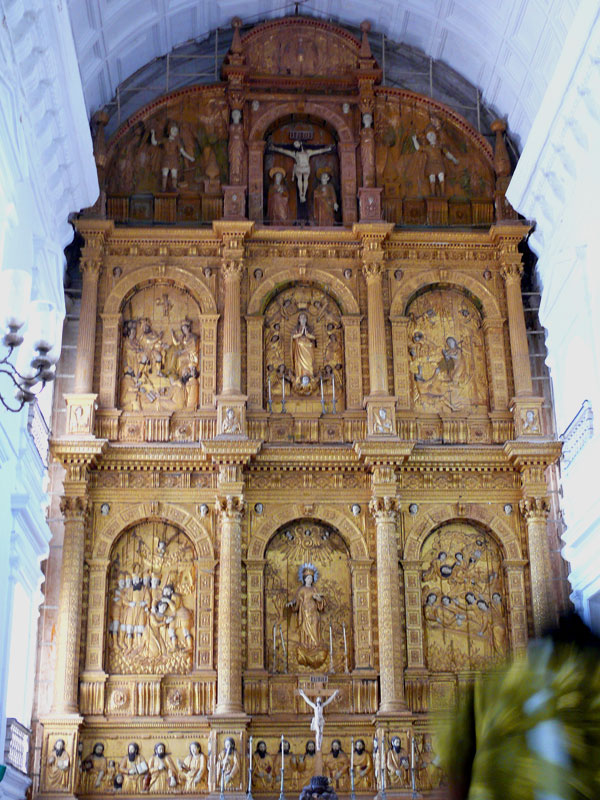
[412,127,458,196]
[291,312,317,382]
[287,563,329,668]
[313,169,338,225]
[268,166,291,224]
[47,739,70,790]
[228,109,246,185]
[150,123,196,192]
[269,140,335,203]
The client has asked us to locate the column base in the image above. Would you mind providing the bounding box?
[64,393,98,436]
[215,395,248,438]
[376,703,411,717]
[223,186,247,219]
[358,187,383,221]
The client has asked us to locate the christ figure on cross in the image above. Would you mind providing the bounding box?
[298,688,339,752]
[268,141,335,203]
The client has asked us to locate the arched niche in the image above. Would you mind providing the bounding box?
[264,520,353,674]
[419,521,509,671]
[104,520,197,675]
[83,504,215,676]
[246,277,361,411]
[390,279,510,414]
[406,286,489,413]
[244,505,372,673]
[247,102,356,224]
[402,507,527,673]
[99,267,218,410]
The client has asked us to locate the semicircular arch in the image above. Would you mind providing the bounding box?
[247,503,368,560]
[390,272,502,321]
[104,266,217,316]
[247,269,360,316]
[249,100,354,144]
[403,504,521,562]
[93,502,214,561]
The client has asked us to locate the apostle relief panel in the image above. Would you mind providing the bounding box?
[264,286,344,413]
[265,521,352,673]
[407,288,488,413]
[421,523,508,671]
[106,522,196,675]
[119,284,201,413]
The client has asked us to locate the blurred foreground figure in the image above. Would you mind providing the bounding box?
[437,613,600,800]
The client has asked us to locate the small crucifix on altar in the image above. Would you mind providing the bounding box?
[296,684,340,776]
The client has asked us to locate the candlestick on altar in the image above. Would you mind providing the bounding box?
[332,373,337,413]
[350,737,356,800]
[273,624,277,672]
[267,375,272,413]
[278,734,286,800]
[246,736,254,800]
[279,624,287,673]
[380,735,387,800]
[281,374,286,413]
[342,623,349,673]
[410,734,416,798]
[329,623,334,673]
[320,375,326,414]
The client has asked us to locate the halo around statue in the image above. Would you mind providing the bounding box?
[298,562,319,584]
[269,166,287,179]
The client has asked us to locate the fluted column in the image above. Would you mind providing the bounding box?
[363,262,389,396]
[51,495,89,714]
[222,260,244,396]
[215,494,245,714]
[74,258,101,394]
[501,261,533,397]
[370,495,406,713]
[519,496,555,636]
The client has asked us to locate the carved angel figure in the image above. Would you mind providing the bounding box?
[150,122,196,191]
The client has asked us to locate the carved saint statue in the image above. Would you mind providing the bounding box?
[324,739,350,790]
[287,563,329,668]
[352,739,374,789]
[297,689,340,752]
[150,123,196,192]
[177,742,206,791]
[47,739,70,790]
[145,743,177,793]
[291,312,316,381]
[252,741,274,789]
[216,738,240,790]
[411,127,458,196]
[228,109,246,185]
[313,169,338,226]
[268,166,291,224]
[269,140,335,203]
[387,736,410,788]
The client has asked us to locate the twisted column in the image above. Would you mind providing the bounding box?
[370,496,406,712]
[215,494,245,714]
[363,262,389,395]
[51,495,89,714]
[221,260,244,396]
[519,496,555,635]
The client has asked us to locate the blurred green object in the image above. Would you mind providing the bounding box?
[0,764,6,782]
[436,613,600,800]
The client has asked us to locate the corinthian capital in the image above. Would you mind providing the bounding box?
[362,260,383,281]
[369,495,400,521]
[60,495,90,521]
[215,494,246,520]
[222,259,244,280]
[500,262,524,282]
[81,258,102,280]
[519,496,550,521]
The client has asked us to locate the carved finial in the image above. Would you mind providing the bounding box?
[91,109,109,170]
[360,20,373,59]
[231,17,243,54]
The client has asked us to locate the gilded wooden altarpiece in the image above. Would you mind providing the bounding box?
[36,14,565,800]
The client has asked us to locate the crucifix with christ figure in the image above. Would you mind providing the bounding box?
[296,685,339,776]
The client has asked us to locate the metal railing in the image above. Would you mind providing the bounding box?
[4,718,30,775]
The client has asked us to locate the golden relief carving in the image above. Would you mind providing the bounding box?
[119,284,201,413]
[264,285,344,411]
[407,288,488,412]
[243,22,358,77]
[77,739,209,794]
[421,522,508,671]
[265,522,352,673]
[106,522,196,675]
